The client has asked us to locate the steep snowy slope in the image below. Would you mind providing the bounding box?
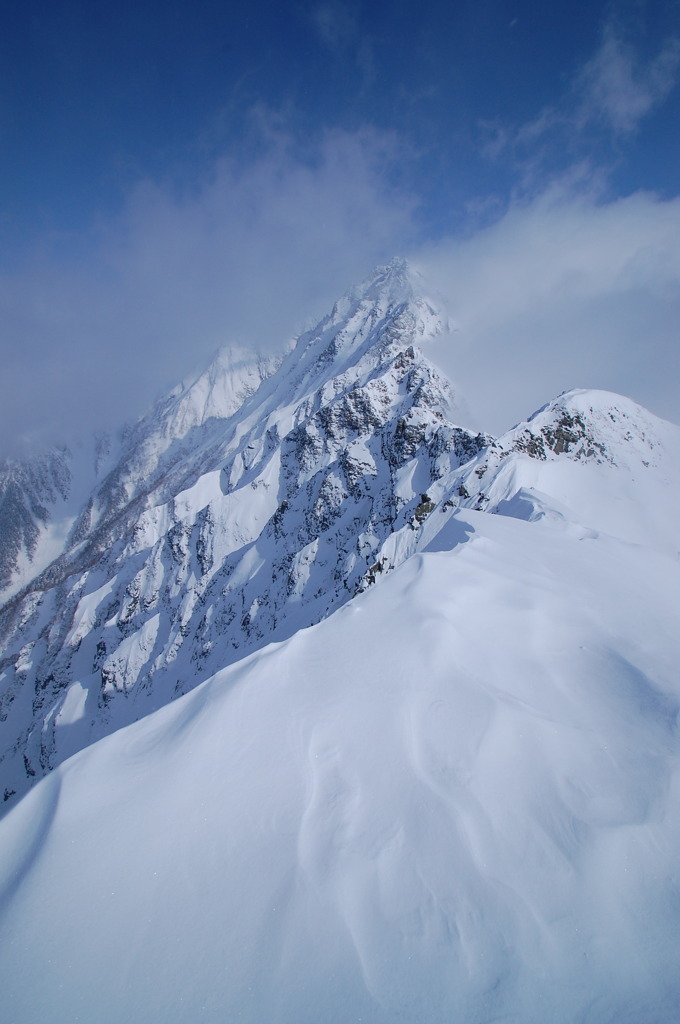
[348,386,680,602]
[0,259,487,810]
[0,477,677,1024]
[454,388,680,552]
[0,447,73,595]
[0,346,280,605]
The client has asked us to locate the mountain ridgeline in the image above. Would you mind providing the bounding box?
[0,258,677,813]
[1,259,679,1024]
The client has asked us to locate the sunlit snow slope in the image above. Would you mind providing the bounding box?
[1,258,489,810]
[0,436,678,1023]
[0,258,679,1023]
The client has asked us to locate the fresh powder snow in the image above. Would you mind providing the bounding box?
[0,259,678,1023]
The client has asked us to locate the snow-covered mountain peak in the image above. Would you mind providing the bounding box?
[1,258,678,835]
[350,257,444,338]
[144,259,438,448]
[349,256,414,303]
[442,386,680,554]
[0,260,489,810]
[156,344,282,437]
[1,399,678,1024]
[280,258,450,419]
[504,387,678,469]
[1,258,679,1024]
[327,257,442,342]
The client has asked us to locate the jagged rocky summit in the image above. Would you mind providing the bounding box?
[0,257,678,813]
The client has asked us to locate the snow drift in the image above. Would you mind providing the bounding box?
[1,425,679,1023]
[0,259,679,1022]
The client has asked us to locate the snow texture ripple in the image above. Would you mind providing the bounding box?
[0,258,679,1022]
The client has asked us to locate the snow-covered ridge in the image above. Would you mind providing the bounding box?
[0,258,678,1022]
[506,388,670,466]
[0,260,678,817]
[0,259,482,808]
[0,460,678,1024]
[444,388,680,552]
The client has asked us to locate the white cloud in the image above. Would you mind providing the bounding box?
[415,188,680,433]
[0,127,416,457]
[3,80,680,462]
[576,25,680,136]
[481,21,680,179]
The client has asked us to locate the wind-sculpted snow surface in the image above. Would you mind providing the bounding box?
[0,497,678,1023]
[1,258,679,1021]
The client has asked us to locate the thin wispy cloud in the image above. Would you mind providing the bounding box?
[575,23,680,136]
[2,3,679,462]
[481,17,680,183]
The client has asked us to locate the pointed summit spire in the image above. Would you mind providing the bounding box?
[351,256,415,306]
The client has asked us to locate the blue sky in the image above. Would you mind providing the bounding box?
[1,0,679,451]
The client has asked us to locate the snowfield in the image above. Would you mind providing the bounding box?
[0,260,679,1022]
[0,476,678,1023]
